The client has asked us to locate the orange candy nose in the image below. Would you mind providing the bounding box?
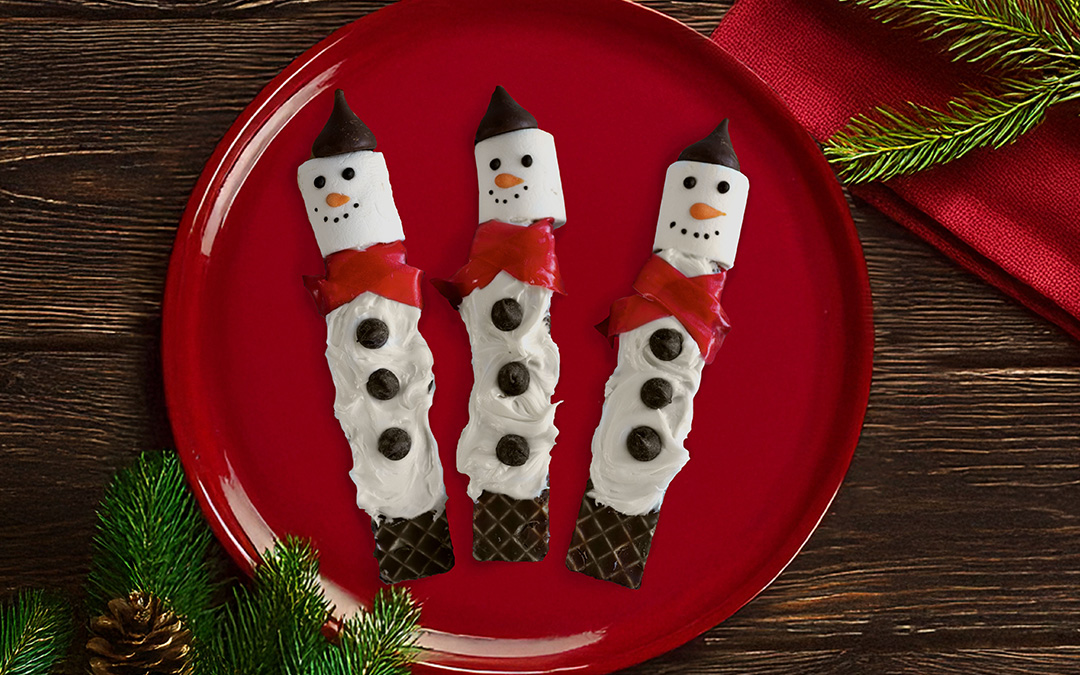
[325,193,350,208]
[495,173,524,189]
[690,202,724,220]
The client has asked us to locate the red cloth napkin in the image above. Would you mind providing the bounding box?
[711,0,1080,340]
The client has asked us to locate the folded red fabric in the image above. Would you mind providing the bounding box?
[711,0,1080,340]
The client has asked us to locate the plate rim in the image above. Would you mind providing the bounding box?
[162,0,875,672]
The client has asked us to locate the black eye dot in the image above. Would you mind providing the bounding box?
[342,167,355,180]
[718,181,730,194]
[683,176,696,189]
[521,154,533,167]
[314,176,326,189]
[353,203,359,208]
[490,158,501,171]
[714,230,720,235]
[669,221,676,228]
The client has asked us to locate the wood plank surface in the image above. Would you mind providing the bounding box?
[1,1,1078,673]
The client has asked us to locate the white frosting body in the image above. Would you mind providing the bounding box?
[653,161,749,270]
[475,128,566,227]
[297,150,405,257]
[456,270,559,500]
[587,250,715,516]
[324,291,447,520]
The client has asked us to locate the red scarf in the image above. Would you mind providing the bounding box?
[433,219,564,308]
[303,241,423,316]
[604,255,730,364]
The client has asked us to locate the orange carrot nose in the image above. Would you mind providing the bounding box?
[325,193,350,208]
[495,173,524,189]
[690,202,724,220]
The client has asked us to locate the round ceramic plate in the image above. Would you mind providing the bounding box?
[163,0,873,672]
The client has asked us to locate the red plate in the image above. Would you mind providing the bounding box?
[163,0,873,672]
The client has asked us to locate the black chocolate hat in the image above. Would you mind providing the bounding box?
[678,119,739,171]
[475,86,538,144]
[311,89,377,158]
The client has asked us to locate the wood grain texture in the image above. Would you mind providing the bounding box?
[1,1,1078,673]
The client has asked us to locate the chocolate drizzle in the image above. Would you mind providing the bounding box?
[475,85,538,144]
[312,89,377,158]
[677,119,739,171]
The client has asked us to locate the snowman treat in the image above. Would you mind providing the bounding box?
[299,90,454,583]
[434,86,565,562]
[566,120,749,589]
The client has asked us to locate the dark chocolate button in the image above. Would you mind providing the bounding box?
[366,368,400,400]
[626,426,662,462]
[378,428,411,461]
[640,378,673,409]
[649,328,683,361]
[491,298,523,331]
[495,434,530,466]
[497,361,530,396]
[356,318,389,349]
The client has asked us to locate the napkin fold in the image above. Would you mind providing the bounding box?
[712,0,1080,340]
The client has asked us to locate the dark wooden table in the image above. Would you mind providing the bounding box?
[2,1,1078,673]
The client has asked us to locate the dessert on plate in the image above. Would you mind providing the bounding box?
[434,86,566,562]
[566,120,749,589]
[298,90,454,583]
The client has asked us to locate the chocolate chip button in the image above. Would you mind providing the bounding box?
[626,426,662,462]
[497,361,530,396]
[366,368,400,400]
[649,328,683,361]
[640,378,673,409]
[496,434,530,466]
[377,428,411,461]
[491,298,523,331]
[356,318,389,349]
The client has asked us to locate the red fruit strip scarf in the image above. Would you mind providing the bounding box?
[303,240,423,316]
[604,254,730,364]
[433,219,564,307]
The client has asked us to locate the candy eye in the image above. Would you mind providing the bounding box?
[683,176,696,189]
[490,158,501,171]
[342,167,355,180]
[314,176,326,189]
[717,181,730,194]
[521,154,533,167]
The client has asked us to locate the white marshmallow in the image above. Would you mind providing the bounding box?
[653,161,750,270]
[297,151,404,257]
[475,128,566,226]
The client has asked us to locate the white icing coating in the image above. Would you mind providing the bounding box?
[456,271,559,500]
[324,291,447,520]
[475,128,566,227]
[297,151,404,257]
[653,161,749,270]
[587,315,705,516]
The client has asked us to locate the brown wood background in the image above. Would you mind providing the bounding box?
[2,1,1079,673]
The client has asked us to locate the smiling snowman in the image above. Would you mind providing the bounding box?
[298,89,453,584]
[566,120,750,589]
[435,86,566,562]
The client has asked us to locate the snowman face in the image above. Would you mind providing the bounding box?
[475,128,566,227]
[652,160,749,269]
[297,150,404,257]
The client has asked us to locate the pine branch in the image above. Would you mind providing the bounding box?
[0,591,71,675]
[844,0,1080,69]
[825,77,1065,182]
[319,588,420,675]
[87,452,220,637]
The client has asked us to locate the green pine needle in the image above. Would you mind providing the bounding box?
[321,588,421,675]
[0,590,71,675]
[86,451,220,634]
[826,0,1080,183]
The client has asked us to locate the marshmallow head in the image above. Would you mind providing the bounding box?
[653,161,749,269]
[653,120,749,269]
[475,128,566,226]
[297,150,404,257]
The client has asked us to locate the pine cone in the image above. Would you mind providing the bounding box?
[87,591,193,675]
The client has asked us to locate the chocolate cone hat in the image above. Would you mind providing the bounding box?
[312,89,377,158]
[475,85,538,144]
[678,119,739,171]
